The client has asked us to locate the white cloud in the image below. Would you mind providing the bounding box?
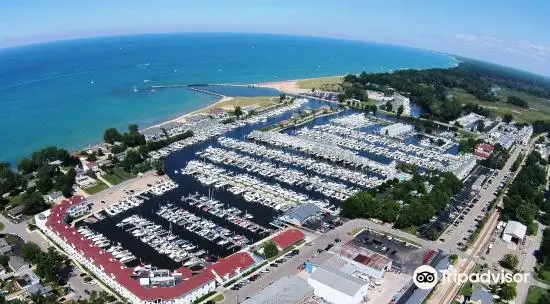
[455,34,477,42]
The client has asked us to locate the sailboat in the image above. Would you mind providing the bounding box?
[133,85,138,92]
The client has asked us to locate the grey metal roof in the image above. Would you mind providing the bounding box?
[309,265,365,297]
[503,221,527,238]
[285,203,322,223]
[242,276,313,304]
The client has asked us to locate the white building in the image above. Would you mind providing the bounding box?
[65,196,93,218]
[308,265,368,304]
[502,221,527,244]
[34,196,238,304]
[448,154,477,180]
[389,94,411,116]
[450,113,492,130]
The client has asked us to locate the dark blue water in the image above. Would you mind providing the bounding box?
[0,33,456,164]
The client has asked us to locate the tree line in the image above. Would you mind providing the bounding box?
[340,59,550,122]
[341,171,462,237]
[501,151,548,235]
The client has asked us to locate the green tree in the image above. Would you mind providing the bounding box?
[503,113,514,123]
[500,254,519,270]
[234,106,243,118]
[497,282,517,302]
[262,241,278,258]
[122,150,143,171]
[0,255,8,267]
[36,176,53,194]
[152,159,165,175]
[35,247,65,283]
[18,158,35,174]
[86,153,97,162]
[21,242,42,264]
[476,120,485,132]
[21,191,47,215]
[103,128,121,144]
[397,104,404,116]
[279,93,286,103]
[385,101,393,112]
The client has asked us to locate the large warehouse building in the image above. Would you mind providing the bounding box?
[308,265,368,304]
[242,276,313,304]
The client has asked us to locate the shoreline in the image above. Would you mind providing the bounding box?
[80,77,332,153]
[142,74,341,132]
[143,95,234,130]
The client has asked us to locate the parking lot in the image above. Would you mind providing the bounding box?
[419,166,494,241]
[352,230,434,274]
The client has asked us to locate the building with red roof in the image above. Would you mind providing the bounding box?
[271,228,305,250]
[475,143,494,159]
[205,252,256,283]
[35,196,258,304]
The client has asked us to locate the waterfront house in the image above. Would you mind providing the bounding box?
[82,161,99,172]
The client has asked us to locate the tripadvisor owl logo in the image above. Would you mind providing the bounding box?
[413,265,438,289]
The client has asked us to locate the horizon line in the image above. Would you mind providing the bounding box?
[0,31,547,78]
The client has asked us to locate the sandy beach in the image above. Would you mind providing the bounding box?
[257,79,308,94]
[258,75,343,94]
[144,75,342,131]
[145,95,234,130]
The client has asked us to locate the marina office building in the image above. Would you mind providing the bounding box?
[36,197,258,304]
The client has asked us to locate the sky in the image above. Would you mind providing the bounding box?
[1,0,550,76]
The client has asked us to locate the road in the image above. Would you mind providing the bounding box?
[0,213,100,300]
[440,144,523,254]
[428,135,541,304]
[221,218,419,303]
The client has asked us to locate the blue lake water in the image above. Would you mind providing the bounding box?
[0,33,456,165]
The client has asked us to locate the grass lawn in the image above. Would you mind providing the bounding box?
[452,88,550,123]
[0,222,4,231]
[102,173,122,185]
[84,181,109,195]
[112,167,135,180]
[526,285,548,304]
[8,194,22,205]
[212,294,225,302]
[297,76,343,91]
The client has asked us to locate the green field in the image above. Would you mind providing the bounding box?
[113,167,135,180]
[102,168,135,185]
[452,88,550,122]
[297,76,343,91]
[526,285,548,304]
[84,181,109,195]
[102,174,122,185]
